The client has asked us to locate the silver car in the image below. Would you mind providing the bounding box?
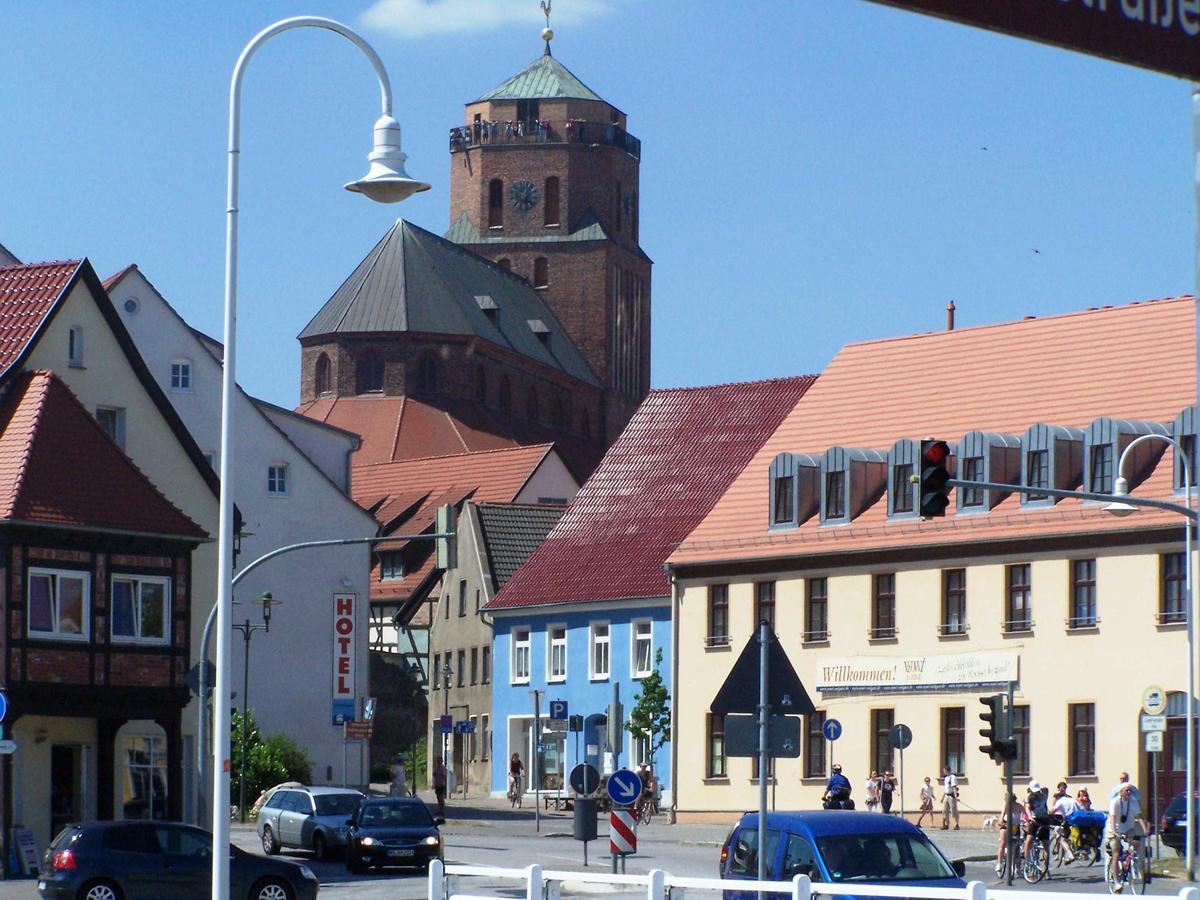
[258,786,364,860]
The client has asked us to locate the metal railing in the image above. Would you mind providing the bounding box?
[429,860,1200,900]
[449,121,641,159]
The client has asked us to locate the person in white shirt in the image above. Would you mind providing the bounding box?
[864,771,881,812]
[915,776,936,829]
[389,755,408,797]
[1051,781,1078,863]
[941,766,959,830]
[1107,782,1145,891]
[1109,771,1141,803]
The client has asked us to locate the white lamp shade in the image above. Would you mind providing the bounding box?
[346,115,430,203]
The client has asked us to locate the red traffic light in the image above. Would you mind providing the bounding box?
[922,440,950,466]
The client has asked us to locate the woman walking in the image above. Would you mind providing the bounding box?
[915,776,936,828]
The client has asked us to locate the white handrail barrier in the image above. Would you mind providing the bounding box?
[430,859,1200,900]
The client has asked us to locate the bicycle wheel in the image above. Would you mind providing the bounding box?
[1132,846,1148,895]
[1023,844,1045,884]
[1106,857,1120,894]
[638,803,652,825]
[1052,836,1065,869]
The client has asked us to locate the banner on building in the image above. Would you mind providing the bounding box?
[332,592,357,726]
[816,649,1018,695]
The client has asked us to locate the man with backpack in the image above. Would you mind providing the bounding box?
[1023,780,1052,862]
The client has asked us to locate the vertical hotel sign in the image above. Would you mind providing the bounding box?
[332,593,357,726]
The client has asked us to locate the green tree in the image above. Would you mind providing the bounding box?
[231,710,312,812]
[626,647,671,769]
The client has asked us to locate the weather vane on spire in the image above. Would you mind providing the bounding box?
[540,0,554,55]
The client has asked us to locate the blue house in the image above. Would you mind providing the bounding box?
[485,377,817,805]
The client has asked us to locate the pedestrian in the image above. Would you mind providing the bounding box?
[864,771,880,812]
[389,754,408,797]
[941,765,960,830]
[880,770,895,814]
[1077,788,1093,810]
[915,776,935,828]
[1109,771,1141,803]
[1052,781,1078,863]
[433,756,448,817]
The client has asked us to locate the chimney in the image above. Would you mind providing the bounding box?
[946,300,956,331]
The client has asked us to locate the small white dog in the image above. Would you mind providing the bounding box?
[981,815,999,830]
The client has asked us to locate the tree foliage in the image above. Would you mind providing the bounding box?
[626,647,671,764]
[231,709,312,810]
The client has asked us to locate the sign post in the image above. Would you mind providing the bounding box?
[822,718,842,780]
[888,723,913,817]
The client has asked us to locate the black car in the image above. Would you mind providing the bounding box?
[1161,791,1200,855]
[345,798,443,873]
[38,821,319,900]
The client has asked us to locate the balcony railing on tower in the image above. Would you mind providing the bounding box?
[449,119,641,160]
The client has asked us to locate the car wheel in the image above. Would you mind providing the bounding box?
[312,832,327,861]
[79,880,122,900]
[261,825,279,855]
[347,853,366,875]
[250,878,293,900]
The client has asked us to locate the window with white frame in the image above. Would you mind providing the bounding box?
[111,575,170,643]
[267,464,288,496]
[122,734,168,820]
[170,359,192,392]
[632,620,653,678]
[590,622,610,680]
[512,628,531,683]
[548,625,567,682]
[96,406,126,450]
[68,326,84,367]
[379,552,403,581]
[28,567,90,639]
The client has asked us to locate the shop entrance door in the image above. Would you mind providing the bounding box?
[50,745,83,837]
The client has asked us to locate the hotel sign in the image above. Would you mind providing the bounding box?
[864,1,1200,82]
[331,592,357,726]
[817,649,1018,695]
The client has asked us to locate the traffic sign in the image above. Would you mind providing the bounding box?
[1146,731,1165,753]
[711,625,815,715]
[454,721,476,734]
[725,714,801,758]
[186,662,215,698]
[0,690,7,723]
[1142,715,1168,733]
[549,700,568,719]
[822,718,842,742]
[609,809,637,855]
[0,740,15,755]
[439,714,454,734]
[1143,686,1168,716]
[344,721,372,740]
[607,768,642,806]
[889,723,913,750]
[570,762,601,795]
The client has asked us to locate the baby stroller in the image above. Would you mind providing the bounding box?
[1061,809,1106,865]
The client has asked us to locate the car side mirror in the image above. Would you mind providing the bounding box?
[952,860,966,878]
[435,817,446,826]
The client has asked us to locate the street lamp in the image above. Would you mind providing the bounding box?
[212,16,428,900]
[1105,432,1195,880]
[232,591,280,823]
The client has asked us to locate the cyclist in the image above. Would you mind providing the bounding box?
[1107,781,1145,892]
[1051,781,1078,864]
[823,764,852,809]
[996,791,1026,876]
[1022,780,1052,865]
[508,752,525,799]
[636,762,656,818]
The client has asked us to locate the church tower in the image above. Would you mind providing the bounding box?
[446,21,651,441]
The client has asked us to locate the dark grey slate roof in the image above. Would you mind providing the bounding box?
[297,219,599,387]
[476,501,566,589]
[477,52,607,104]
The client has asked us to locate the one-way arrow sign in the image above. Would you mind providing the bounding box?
[710,625,815,716]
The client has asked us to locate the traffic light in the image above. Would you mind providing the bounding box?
[435,503,457,569]
[978,693,1018,763]
[919,439,952,519]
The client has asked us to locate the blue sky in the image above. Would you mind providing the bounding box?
[1,2,1194,408]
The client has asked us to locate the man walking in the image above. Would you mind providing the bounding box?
[433,756,448,817]
[941,765,960,830]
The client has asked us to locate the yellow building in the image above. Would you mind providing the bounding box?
[667,298,1196,826]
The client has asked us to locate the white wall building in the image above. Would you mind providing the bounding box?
[110,266,380,792]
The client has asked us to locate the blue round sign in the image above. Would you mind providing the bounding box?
[606,768,643,806]
[822,718,842,742]
[0,691,7,724]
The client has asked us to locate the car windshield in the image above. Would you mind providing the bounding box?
[315,794,361,817]
[359,803,434,828]
[815,833,956,882]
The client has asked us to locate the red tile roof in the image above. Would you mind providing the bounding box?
[671,297,1196,566]
[488,377,817,610]
[0,371,206,538]
[0,261,80,376]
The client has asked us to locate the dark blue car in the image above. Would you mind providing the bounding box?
[720,811,966,898]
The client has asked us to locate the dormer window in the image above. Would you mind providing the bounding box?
[960,456,984,508]
[768,452,819,529]
[1085,417,1168,498]
[824,469,845,520]
[1026,449,1049,501]
[886,439,920,519]
[1174,406,1198,492]
[1088,443,1113,493]
[1020,424,1084,508]
[820,447,886,525]
[957,432,1020,513]
[773,474,794,525]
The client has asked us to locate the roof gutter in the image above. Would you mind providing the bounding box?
[0,518,211,544]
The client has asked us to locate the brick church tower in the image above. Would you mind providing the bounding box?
[446,30,651,441]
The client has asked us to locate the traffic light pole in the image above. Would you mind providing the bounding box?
[1006,681,1015,887]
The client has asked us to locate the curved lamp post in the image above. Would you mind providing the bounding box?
[212,17,428,900]
[1104,432,1195,880]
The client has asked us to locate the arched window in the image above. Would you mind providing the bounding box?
[488,178,504,228]
[499,376,512,412]
[533,257,549,289]
[475,364,487,402]
[498,257,512,272]
[416,355,439,394]
[356,352,384,394]
[527,385,540,422]
[315,353,332,396]
[544,176,560,227]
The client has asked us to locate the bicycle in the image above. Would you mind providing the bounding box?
[508,773,523,808]
[1051,821,1102,868]
[1022,830,1051,884]
[636,793,658,825]
[1106,832,1148,895]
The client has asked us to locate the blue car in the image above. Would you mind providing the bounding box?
[720,811,966,897]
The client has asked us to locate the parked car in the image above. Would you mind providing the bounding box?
[1161,791,1200,856]
[345,797,444,873]
[258,786,363,860]
[719,811,965,899]
[38,820,318,900]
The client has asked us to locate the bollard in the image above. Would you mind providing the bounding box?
[647,869,665,900]
[427,858,445,900]
[527,863,544,900]
[965,880,986,900]
[791,874,811,900]
[1178,887,1200,900]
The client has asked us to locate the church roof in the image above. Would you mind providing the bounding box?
[297,219,599,388]
[445,210,608,246]
[477,52,607,104]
